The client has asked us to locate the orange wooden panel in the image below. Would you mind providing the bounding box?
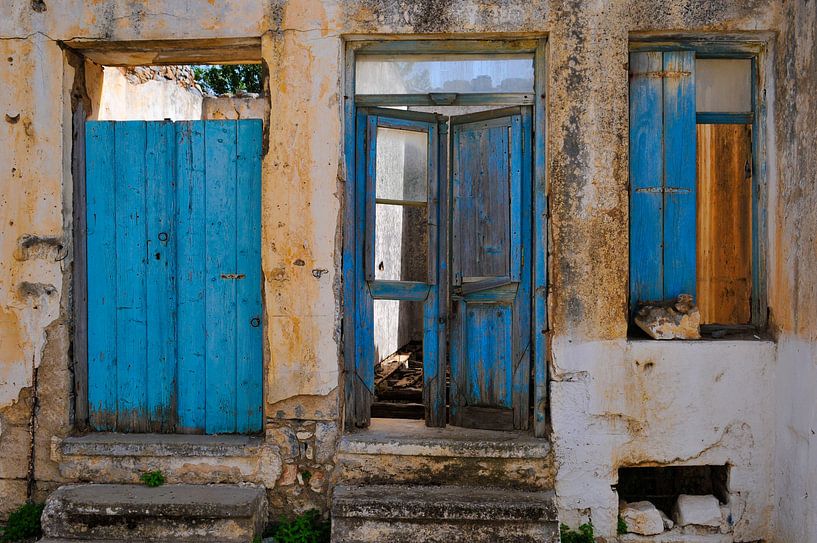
[696,124,753,324]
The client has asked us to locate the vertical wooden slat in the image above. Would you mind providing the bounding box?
[509,114,523,282]
[355,111,374,427]
[204,120,239,433]
[533,39,548,437]
[73,103,88,431]
[629,51,665,313]
[423,119,443,427]
[662,50,697,299]
[513,107,532,430]
[145,121,177,432]
[115,121,149,432]
[696,124,753,324]
[176,121,207,433]
[86,121,117,431]
[343,46,359,431]
[364,116,378,283]
[235,120,264,433]
[427,118,448,428]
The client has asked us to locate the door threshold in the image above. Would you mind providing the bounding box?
[340,418,550,459]
[59,433,263,458]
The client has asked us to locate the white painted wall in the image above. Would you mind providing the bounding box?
[551,338,777,540]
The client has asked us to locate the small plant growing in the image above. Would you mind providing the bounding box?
[139,470,166,488]
[1,502,45,542]
[559,522,594,543]
[618,515,628,535]
[300,470,312,484]
[272,509,330,543]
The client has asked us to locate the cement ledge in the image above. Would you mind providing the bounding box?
[339,418,551,459]
[58,433,264,458]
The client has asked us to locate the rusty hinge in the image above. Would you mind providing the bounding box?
[221,273,246,280]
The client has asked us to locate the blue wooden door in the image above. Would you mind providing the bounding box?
[85,120,263,434]
[449,107,532,431]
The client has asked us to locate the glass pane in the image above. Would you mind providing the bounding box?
[376,127,427,203]
[696,58,752,113]
[356,54,534,94]
[374,203,428,282]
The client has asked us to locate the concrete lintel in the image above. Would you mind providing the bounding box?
[63,37,262,66]
[339,418,551,459]
[59,433,263,458]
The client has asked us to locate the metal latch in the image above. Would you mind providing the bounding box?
[220,273,246,280]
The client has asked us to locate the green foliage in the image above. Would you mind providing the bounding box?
[0,502,44,542]
[272,509,330,543]
[618,515,628,535]
[300,470,312,484]
[559,522,594,543]
[139,470,166,488]
[193,64,263,95]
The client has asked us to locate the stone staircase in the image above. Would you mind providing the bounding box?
[330,418,559,543]
[40,483,266,543]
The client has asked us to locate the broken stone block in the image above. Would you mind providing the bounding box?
[619,500,665,535]
[635,294,701,340]
[673,494,722,527]
[660,509,674,530]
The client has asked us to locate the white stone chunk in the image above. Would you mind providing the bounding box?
[673,494,722,527]
[620,500,665,535]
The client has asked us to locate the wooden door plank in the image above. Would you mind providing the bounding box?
[662,50,697,299]
[512,107,532,430]
[175,122,207,433]
[235,120,264,433]
[509,114,523,282]
[145,121,177,432]
[204,120,239,434]
[533,39,548,438]
[86,121,118,431]
[696,124,753,324]
[629,51,664,313]
[114,121,149,432]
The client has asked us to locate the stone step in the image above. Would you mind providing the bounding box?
[41,483,267,542]
[331,484,559,543]
[335,418,554,490]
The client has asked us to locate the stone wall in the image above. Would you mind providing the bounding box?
[0,1,814,540]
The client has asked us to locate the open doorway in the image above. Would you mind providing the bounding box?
[70,44,269,434]
[344,40,548,435]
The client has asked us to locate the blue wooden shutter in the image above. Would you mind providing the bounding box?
[629,50,696,313]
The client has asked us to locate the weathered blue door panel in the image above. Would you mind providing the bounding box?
[449,108,532,431]
[629,50,697,314]
[86,119,263,434]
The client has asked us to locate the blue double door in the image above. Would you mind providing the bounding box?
[359,107,533,430]
[85,120,263,434]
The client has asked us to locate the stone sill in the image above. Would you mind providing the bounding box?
[59,433,264,458]
[339,418,551,459]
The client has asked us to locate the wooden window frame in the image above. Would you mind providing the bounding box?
[630,38,770,333]
[341,38,549,436]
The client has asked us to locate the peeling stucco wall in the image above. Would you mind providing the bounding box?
[772,0,817,541]
[0,1,813,539]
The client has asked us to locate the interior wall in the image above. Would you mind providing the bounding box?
[772,0,817,541]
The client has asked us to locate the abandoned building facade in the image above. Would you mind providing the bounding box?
[1,0,816,541]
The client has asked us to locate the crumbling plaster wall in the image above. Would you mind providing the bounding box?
[772,0,817,541]
[0,0,804,536]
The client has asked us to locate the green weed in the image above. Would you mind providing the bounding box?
[139,470,166,488]
[271,509,330,543]
[559,522,594,543]
[0,502,44,542]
